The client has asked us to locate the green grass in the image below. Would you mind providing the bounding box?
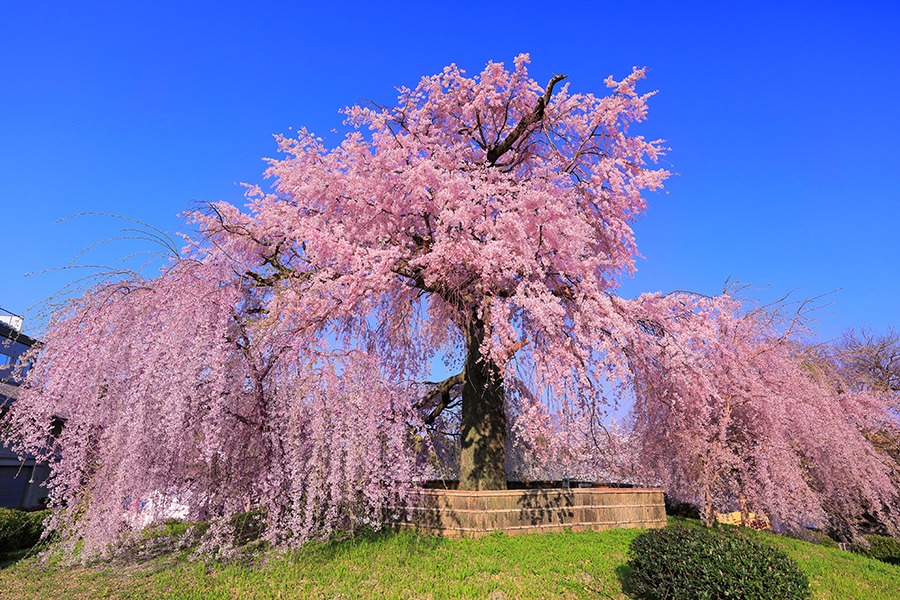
[1,519,898,599]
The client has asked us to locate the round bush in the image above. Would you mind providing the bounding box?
[851,534,900,565]
[628,525,810,600]
[0,508,49,555]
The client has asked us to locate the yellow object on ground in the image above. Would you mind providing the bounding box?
[716,511,771,530]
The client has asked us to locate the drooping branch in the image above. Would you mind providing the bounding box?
[486,74,567,165]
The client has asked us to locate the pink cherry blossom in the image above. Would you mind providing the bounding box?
[5,56,897,558]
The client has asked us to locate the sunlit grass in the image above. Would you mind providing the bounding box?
[1,520,897,599]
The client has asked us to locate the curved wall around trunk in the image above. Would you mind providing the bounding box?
[392,486,666,537]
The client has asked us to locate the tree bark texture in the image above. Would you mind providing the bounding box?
[459,319,508,490]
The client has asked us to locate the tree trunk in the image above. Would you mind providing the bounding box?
[703,487,717,527]
[739,491,749,528]
[458,319,508,490]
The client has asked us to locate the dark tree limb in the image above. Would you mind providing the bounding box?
[486,74,567,165]
[391,257,442,295]
[415,371,465,425]
[424,394,460,426]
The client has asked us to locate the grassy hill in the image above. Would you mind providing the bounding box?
[1,518,898,599]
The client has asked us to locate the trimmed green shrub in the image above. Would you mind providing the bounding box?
[628,525,810,600]
[0,508,49,555]
[851,534,900,566]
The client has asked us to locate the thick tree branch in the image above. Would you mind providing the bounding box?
[391,257,441,294]
[415,371,465,425]
[486,74,567,165]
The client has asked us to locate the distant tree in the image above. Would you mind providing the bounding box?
[838,328,900,499]
[838,328,900,396]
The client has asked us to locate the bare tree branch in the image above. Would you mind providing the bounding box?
[414,371,465,425]
[486,74,567,165]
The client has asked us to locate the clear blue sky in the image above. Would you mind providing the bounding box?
[2,1,897,343]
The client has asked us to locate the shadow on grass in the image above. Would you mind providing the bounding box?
[615,562,637,598]
[0,543,49,571]
[292,526,450,564]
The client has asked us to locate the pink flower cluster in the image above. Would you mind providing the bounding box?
[5,261,423,559]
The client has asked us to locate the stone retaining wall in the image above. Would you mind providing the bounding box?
[392,486,666,537]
